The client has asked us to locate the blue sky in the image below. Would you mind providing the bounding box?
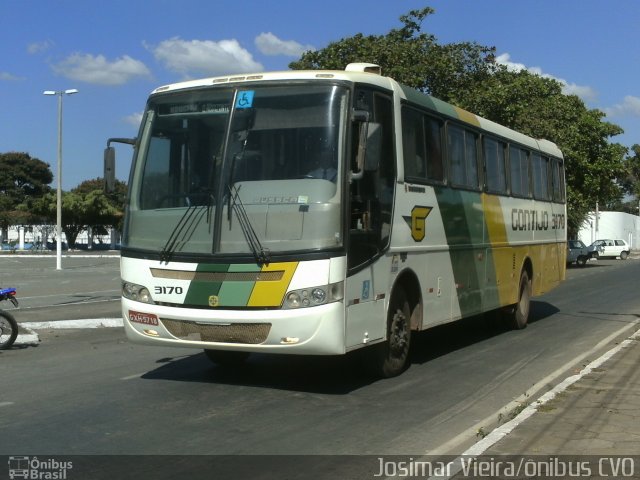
[2,0,639,189]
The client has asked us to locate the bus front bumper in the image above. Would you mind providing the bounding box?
[122,298,347,355]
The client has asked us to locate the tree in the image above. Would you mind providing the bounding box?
[74,178,127,240]
[0,152,53,241]
[455,68,627,237]
[32,178,126,248]
[290,8,628,238]
[289,7,498,99]
[620,144,640,198]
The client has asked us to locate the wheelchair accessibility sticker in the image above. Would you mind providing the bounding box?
[235,91,255,109]
[361,280,370,300]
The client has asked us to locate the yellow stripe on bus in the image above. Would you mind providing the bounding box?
[247,262,298,307]
[483,194,517,306]
[454,106,481,127]
[483,194,564,305]
[483,193,508,245]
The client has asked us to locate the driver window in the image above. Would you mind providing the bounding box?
[348,88,395,271]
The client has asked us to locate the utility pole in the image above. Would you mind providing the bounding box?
[43,89,79,270]
[595,201,599,238]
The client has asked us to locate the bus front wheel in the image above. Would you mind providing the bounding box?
[504,270,531,330]
[365,289,412,378]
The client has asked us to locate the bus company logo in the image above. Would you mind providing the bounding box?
[8,456,73,479]
[208,295,219,307]
[403,206,432,242]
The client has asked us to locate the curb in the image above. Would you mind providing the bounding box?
[433,327,640,479]
[21,318,124,329]
[14,318,124,346]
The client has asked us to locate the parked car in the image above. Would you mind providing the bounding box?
[587,239,630,259]
[567,240,589,266]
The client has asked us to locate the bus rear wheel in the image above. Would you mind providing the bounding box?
[504,270,531,330]
[365,289,412,378]
[204,349,250,366]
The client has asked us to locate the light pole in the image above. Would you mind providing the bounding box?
[43,88,78,270]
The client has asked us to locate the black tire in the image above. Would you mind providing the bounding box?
[204,349,250,366]
[591,251,599,259]
[620,251,629,260]
[576,255,587,267]
[0,310,18,350]
[365,289,412,378]
[504,270,531,330]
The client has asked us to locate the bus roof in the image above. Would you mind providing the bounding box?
[150,66,396,95]
[150,63,563,159]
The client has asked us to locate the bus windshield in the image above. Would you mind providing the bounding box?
[124,83,349,258]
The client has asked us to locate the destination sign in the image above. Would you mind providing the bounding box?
[158,102,230,116]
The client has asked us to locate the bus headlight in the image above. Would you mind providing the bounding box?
[283,281,343,309]
[311,288,326,304]
[122,282,153,304]
[286,292,302,308]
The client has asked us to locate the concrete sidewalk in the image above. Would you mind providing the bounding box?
[478,327,640,456]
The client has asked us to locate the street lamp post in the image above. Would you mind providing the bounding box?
[43,89,78,270]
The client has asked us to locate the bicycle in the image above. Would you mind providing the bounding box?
[0,287,19,349]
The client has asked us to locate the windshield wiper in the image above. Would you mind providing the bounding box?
[160,193,214,263]
[228,184,270,266]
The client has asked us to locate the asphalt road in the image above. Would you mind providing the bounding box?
[0,254,121,322]
[1,256,639,478]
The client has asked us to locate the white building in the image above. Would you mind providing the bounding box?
[578,211,640,249]
[4,225,119,250]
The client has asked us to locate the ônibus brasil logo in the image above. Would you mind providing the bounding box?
[8,456,73,479]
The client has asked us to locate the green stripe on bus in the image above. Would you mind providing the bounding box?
[400,84,480,124]
[217,264,260,306]
[183,263,230,306]
[435,187,484,316]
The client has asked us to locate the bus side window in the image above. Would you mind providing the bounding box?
[425,117,444,182]
[551,158,565,202]
[483,136,507,194]
[532,153,551,201]
[401,107,444,184]
[448,124,479,189]
[401,107,426,179]
[509,145,530,197]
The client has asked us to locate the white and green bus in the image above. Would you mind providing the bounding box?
[106,63,566,377]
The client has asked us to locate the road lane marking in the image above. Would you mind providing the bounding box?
[17,299,120,311]
[19,290,120,300]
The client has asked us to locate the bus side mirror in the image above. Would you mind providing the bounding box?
[351,110,369,181]
[364,123,382,172]
[103,137,135,193]
[351,110,382,182]
[104,146,116,193]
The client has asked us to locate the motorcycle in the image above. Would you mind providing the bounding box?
[0,287,19,349]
